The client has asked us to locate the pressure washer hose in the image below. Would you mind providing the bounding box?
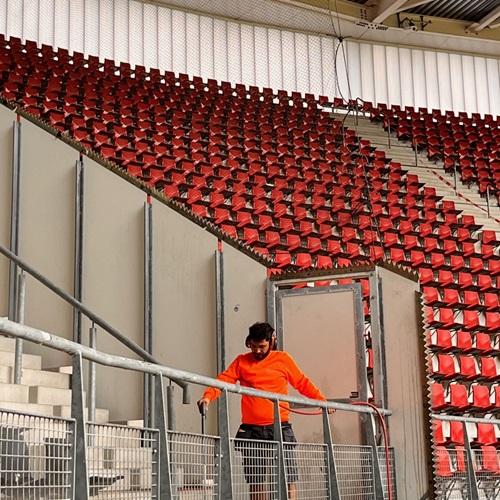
[280,402,393,500]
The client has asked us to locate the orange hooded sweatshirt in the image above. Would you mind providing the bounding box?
[202,351,326,426]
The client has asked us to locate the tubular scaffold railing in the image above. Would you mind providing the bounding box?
[0,317,394,499]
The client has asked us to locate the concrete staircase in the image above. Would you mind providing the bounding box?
[0,336,109,422]
[334,113,500,237]
[0,335,157,498]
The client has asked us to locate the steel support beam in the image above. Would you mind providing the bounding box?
[88,324,97,423]
[73,158,84,344]
[371,0,409,23]
[273,401,289,500]
[155,374,173,500]
[322,409,341,500]
[462,423,481,500]
[217,390,234,499]
[469,4,500,32]
[394,0,433,13]
[71,353,89,500]
[366,413,386,499]
[215,242,226,372]
[13,271,25,384]
[8,119,21,321]
[144,198,154,428]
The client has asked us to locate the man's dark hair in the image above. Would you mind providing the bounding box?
[247,322,275,343]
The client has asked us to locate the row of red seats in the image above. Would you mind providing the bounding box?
[432,382,500,413]
[366,102,500,202]
[434,420,499,447]
[432,353,498,381]
[428,329,499,354]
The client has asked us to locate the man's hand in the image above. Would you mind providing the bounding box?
[327,407,336,415]
[197,398,209,415]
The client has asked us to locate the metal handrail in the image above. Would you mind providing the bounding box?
[0,243,190,400]
[0,317,391,416]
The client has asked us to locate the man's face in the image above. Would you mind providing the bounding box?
[248,338,271,361]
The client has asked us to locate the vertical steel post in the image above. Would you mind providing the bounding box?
[144,198,154,427]
[71,353,89,500]
[454,163,458,191]
[8,118,21,321]
[366,413,385,499]
[485,186,491,218]
[369,270,387,409]
[266,279,277,329]
[13,270,25,384]
[166,384,176,431]
[215,242,226,372]
[322,408,341,500]
[67,418,77,500]
[273,401,288,500]
[387,120,391,149]
[154,374,173,500]
[218,390,234,499]
[151,429,160,500]
[73,158,84,344]
[462,423,480,500]
[88,323,96,423]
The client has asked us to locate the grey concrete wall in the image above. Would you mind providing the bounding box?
[379,267,429,500]
[222,243,267,435]
[0,106,14,318]
[0,105,269,426]
[82,158,146,421]
[18,118,76,369]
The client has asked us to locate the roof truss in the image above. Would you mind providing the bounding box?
[468,4,500,32]
[369,0,433,24]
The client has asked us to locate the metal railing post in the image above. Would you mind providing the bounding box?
[322,408,341,500]
[73,158,84,344]
[218,389,234,499]
[366,413,386,499]
[67,418,77,500]
[144,198,154,428]
[166,383,176,431]
[151,429,160,500]
[71,353,89,500]
[387,120,391,149]
[462,422,480,500]
[13,270,25,384]
[215,242,226,373]
[273,400,288,500]
[454,163,458,191]
[154,374,173,500]
[8,118,21,322]
[485,186,491,217]
[88,323,97,423]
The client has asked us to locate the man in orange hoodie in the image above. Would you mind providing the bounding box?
[198,322,327,500]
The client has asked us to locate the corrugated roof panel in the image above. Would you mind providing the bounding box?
[408,0,500,22]
[345,0,500,22]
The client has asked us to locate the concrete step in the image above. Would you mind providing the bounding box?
[0,366,71,389]
[55,405,109,423]
[0,350,41,370]
[22,368,70,389]
[111,419,144,428]
[0,382,29,403]
[0,401,54,416]
[47,365,73,375]
[29,385,78,406]
[0,336,16,352]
